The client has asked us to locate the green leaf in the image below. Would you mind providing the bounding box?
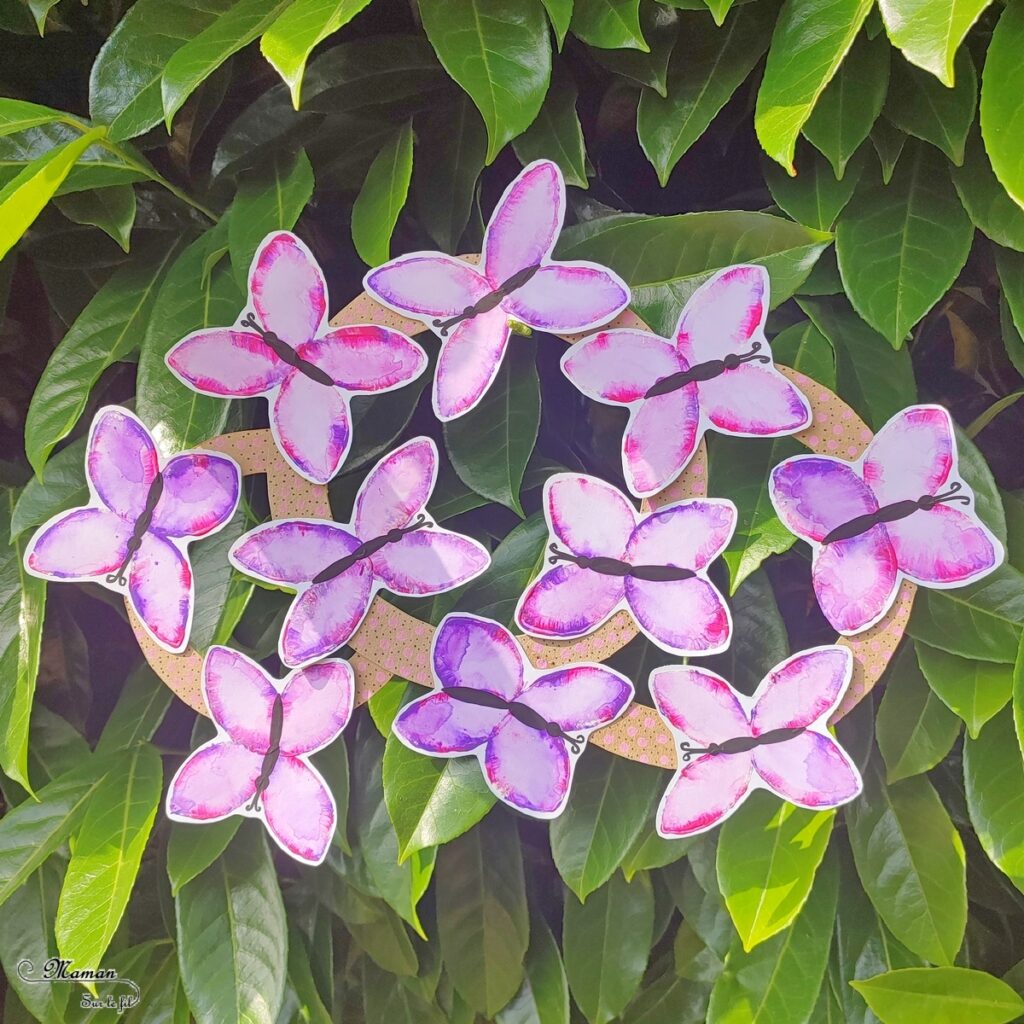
[496,912,570,1024]
[541,0,574,47]
[621,969,711,1023]
[883,49,977,164]
[55,185,137,252]
[55,742,162,971]
[964,707,1024,895]
[24,237,179,474]
[0,489,46,792]
[908,563,1024,665]
[998,247,1024,351]
[189,505,251,652]
[436,813,529,1017]
[771,318,836,387]
[590,3,678,96]
[717,792,835,950]
[382,729,495,861]
[351,121,414,267]
[444,340,540,516]
[558,211,831,335]
[414,95,487,251]
[0,125,106,261]
[512,64,588,189]
[878,0,990,87]
[161,0,295,130]
[95,663,173,754]
[0,97,65,137]
[836,140,973,347]
[852,967,1024,1024]
[563,872,654,1024]
[228,149,314,288]
[1016,627,1024,758]
[571,0,647,51]
[871,117,908,184]
[755,0,873,172]
[876,644,961,782]
[980,2,1024,212]
[804,30,890,179]
[637,5,773,186]
[176,827,287,1024]
[167,818,241,896]
[550,752,661,901]
[0,759,110,907]
[798,294,916,428]
[360,957,445,1023]
[765,145,865,231]
[261,0,373,108]
[846,757,967,965]
[916,642,1012,738]
[136,227,245,452]
[418,0,552,164]
[89,0,235,141]
[707,848,838,1024]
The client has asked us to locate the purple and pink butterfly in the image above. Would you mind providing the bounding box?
[229,437,490,669]
[561,264,812,498]
[770,404,1004,636]
[651,647,862,838]
[392,613,634,818]
[365,159,630,421]
[515,474,737,656]
[24,406,240,654]
[166,646,353,865]
[165,232,428,484]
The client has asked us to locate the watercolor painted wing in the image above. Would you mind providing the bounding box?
[87,407,159,520]
[25,508,132,581]
[771,455,900,634]
[750,647,851,732]
[505,263,630,333]
[622,501,735,655]
[433,306,512,420]
[560,330,701,497]
[364,252,490,323]
[279,660,355,755]
[372,529,490,596]
[354,437,437,537]
[166,329,288,397]
[261,755,337,864]
[516,475,635,639]
[251,232,327,348]
[203,646,276,751]
[128,532,193,652]
[151,452,240,538]
[483,718,572,817]
[862,405,1002,585]
[166,742,263,822]
[270,369,352,484]
[676,265,810,436]
[516,665,633,732]
[298,326,427,395]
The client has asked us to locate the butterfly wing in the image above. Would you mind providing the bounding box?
[354,437,437,538]
[279,568,373,668]
[372,530,490,596]
[434,306,511,421]
[128,532,193,652]
[166,742,263,822]
[622,501,735,655]
[166,329,288,398]
[862,405,1002,585]
[261,755,337,865]
[364,253,490,321]
[270,369,351,484]
[503,263,629,333]
[203,646,276,751]
[279,660,355,755]
[771,455,899,634]
[230,519,360,585]
[87,406,160,522]
[150,452,240,538]
[515,665,634,733]
[483,717,572,817]
[515,475,634,639]
[298,326,427,394]
[250,232,327,348]
[24,508,131,581]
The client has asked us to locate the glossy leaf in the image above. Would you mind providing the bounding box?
[953,128,1024,252]
[228,149,314,288]
[175,827,287,1024]
[436,813,529,1017]
[418,0,552,164]
[717,792,835,950]
[846,757,967,965]
[836,140,973,347]
[852,967,1024,1024]
[878,0,991,87]
[590,3,678,96]
[444,340,540,516]
[638,5,773,186]
[512,65,588,189]
[0,125,106,261]
[0,97,65,137]
[765,144,865,231]
[0,489,46,792]
[24,237,179,474]
[707,850,838,1024]
[980,2,1024,212]
[571,0,647,50]
[963,707,1024,895]
[55,742,162,971]
[563,872,654,1024]
[803,30,890,178]
[770,318,836,386]
[351,121,414,267]
[167,819,242,896]
[916,642,1012,739]
[55,184,137,252]
[496,912,570,1024]
[871,117,908,183]
[95,663,172,754]
[261,0,373,108]
[755,0,873,172]
[541,0,573,48]
[876,644,961,782]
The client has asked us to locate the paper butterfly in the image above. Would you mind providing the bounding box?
[651,647,862,838]
[561,264,812,498]
[24,406,240,654]
[166,646,353,865]
[769,404,1004,636]
[230,437,490,669]
[364,159,630,421]
[393,613,634,818]
[165,231,427,484]
[515,474,736,656]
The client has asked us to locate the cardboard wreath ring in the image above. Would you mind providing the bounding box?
[129,284,915,770]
